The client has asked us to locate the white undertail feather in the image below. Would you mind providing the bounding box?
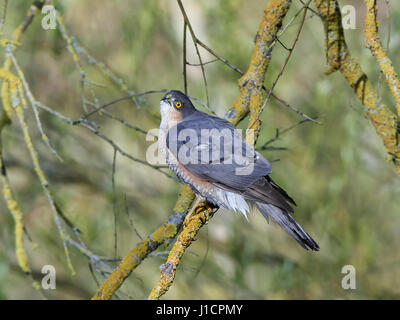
[215,189,249,220]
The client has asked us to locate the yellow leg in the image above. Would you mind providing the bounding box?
[183,195,203,226]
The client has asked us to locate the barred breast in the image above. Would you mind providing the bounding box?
[158,124,249,216]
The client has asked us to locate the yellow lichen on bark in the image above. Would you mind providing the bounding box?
[1,1,45,98]
[148,202,216,300]
[0,3,46,276]
[364,0,400,117]
[0,70,31,274]
[0,154,31,274]
[0,66,76,274]
[315,0,400,174]
[227,0,292,129]
[92,185,195,300]
[1,81,12,119]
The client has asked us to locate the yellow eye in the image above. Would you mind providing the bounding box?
[175,101,182,108]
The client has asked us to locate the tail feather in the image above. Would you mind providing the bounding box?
[256,202,319,251]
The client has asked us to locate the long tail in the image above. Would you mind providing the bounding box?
[256,202,319,251]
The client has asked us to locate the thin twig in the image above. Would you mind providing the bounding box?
[81,90,168,121]
[124,194,143,240]
[258,116,323,150]
[249,0,312,129]
[193,33,316,123]
[196,39,245,75]
[0,0,8,30]
[80,122,175,179]
[183,21,188,94]
[186,59,218,67]
[193,226,209,279]
[6,47,63,161]
[177,0,210,106]
[112,149,118,259]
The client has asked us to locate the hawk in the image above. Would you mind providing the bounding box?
[158,90,319,251]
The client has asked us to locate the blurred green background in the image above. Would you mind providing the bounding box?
[0,0,400,299]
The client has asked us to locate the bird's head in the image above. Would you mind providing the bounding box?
[160,90,196,122]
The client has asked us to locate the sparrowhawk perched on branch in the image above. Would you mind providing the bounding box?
[159,90,319,251]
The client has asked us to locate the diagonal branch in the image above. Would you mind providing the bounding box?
[190,16,315,123]
[177,0,209,106]
[249,0,313,129]
[363,0,400,117]
[315,0,400,173]
[92,185,195,300]
[147,202,217,300]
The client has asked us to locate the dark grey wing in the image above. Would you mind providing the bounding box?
[166,111,271,191]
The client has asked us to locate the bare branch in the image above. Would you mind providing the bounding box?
[176,0,210,106]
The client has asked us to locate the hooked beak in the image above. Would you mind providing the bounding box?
[161,94,172,104]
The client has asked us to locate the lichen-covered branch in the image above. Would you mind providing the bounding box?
[0,2,45,275]
[0,0,55,277]
[1,1,46,72]
[0,67,76,275]
[0,96,30,274]
[147,202,216,300]
[7,47,61,160]
[0,154,30,274]
[92,185,195,299]
[363,0,400,117]
[315,0,400,173]
[249,0,311,132]
[226,0,293,140]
